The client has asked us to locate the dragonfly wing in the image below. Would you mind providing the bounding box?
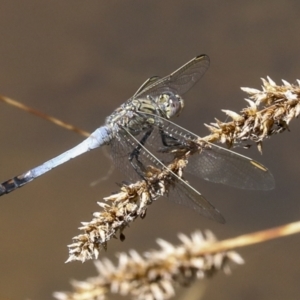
[110,126,225,223]
[110,126,172,183]
[132,76,161,98]
[138,112,275,190]
[186,144,275,190]
[135,55,210,98]
[169,177,225,223]
[110,132,142,183]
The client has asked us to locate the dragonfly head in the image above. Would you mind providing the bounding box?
[156,92,184,119]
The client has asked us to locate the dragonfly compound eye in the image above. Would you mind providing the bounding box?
[157,93,184,119]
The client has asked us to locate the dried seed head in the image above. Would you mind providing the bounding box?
[55,231,243,300]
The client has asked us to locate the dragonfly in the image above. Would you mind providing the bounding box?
[0,54,274,223]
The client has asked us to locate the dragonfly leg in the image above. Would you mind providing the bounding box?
[128,129,153,180]
[158,128,187,152]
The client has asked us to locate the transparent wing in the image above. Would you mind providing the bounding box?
[187,145,275,190]
[110,130,144,183]
[110,126,225,223]
[138,112,275,191]
[170,177,225,223]
[134,55,210,98]
[132,76,161,98]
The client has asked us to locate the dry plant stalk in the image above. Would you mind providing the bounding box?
[203,77,300,150]
[0,95,90,137]
[55,230,244,300]
[67,77,300,263]
[55,221,300,300]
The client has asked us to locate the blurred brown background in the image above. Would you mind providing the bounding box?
[0,1,300,299]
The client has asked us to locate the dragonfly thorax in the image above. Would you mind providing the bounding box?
[155,92,184,119]
[105,98,157,136]
[105,92,185,138]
